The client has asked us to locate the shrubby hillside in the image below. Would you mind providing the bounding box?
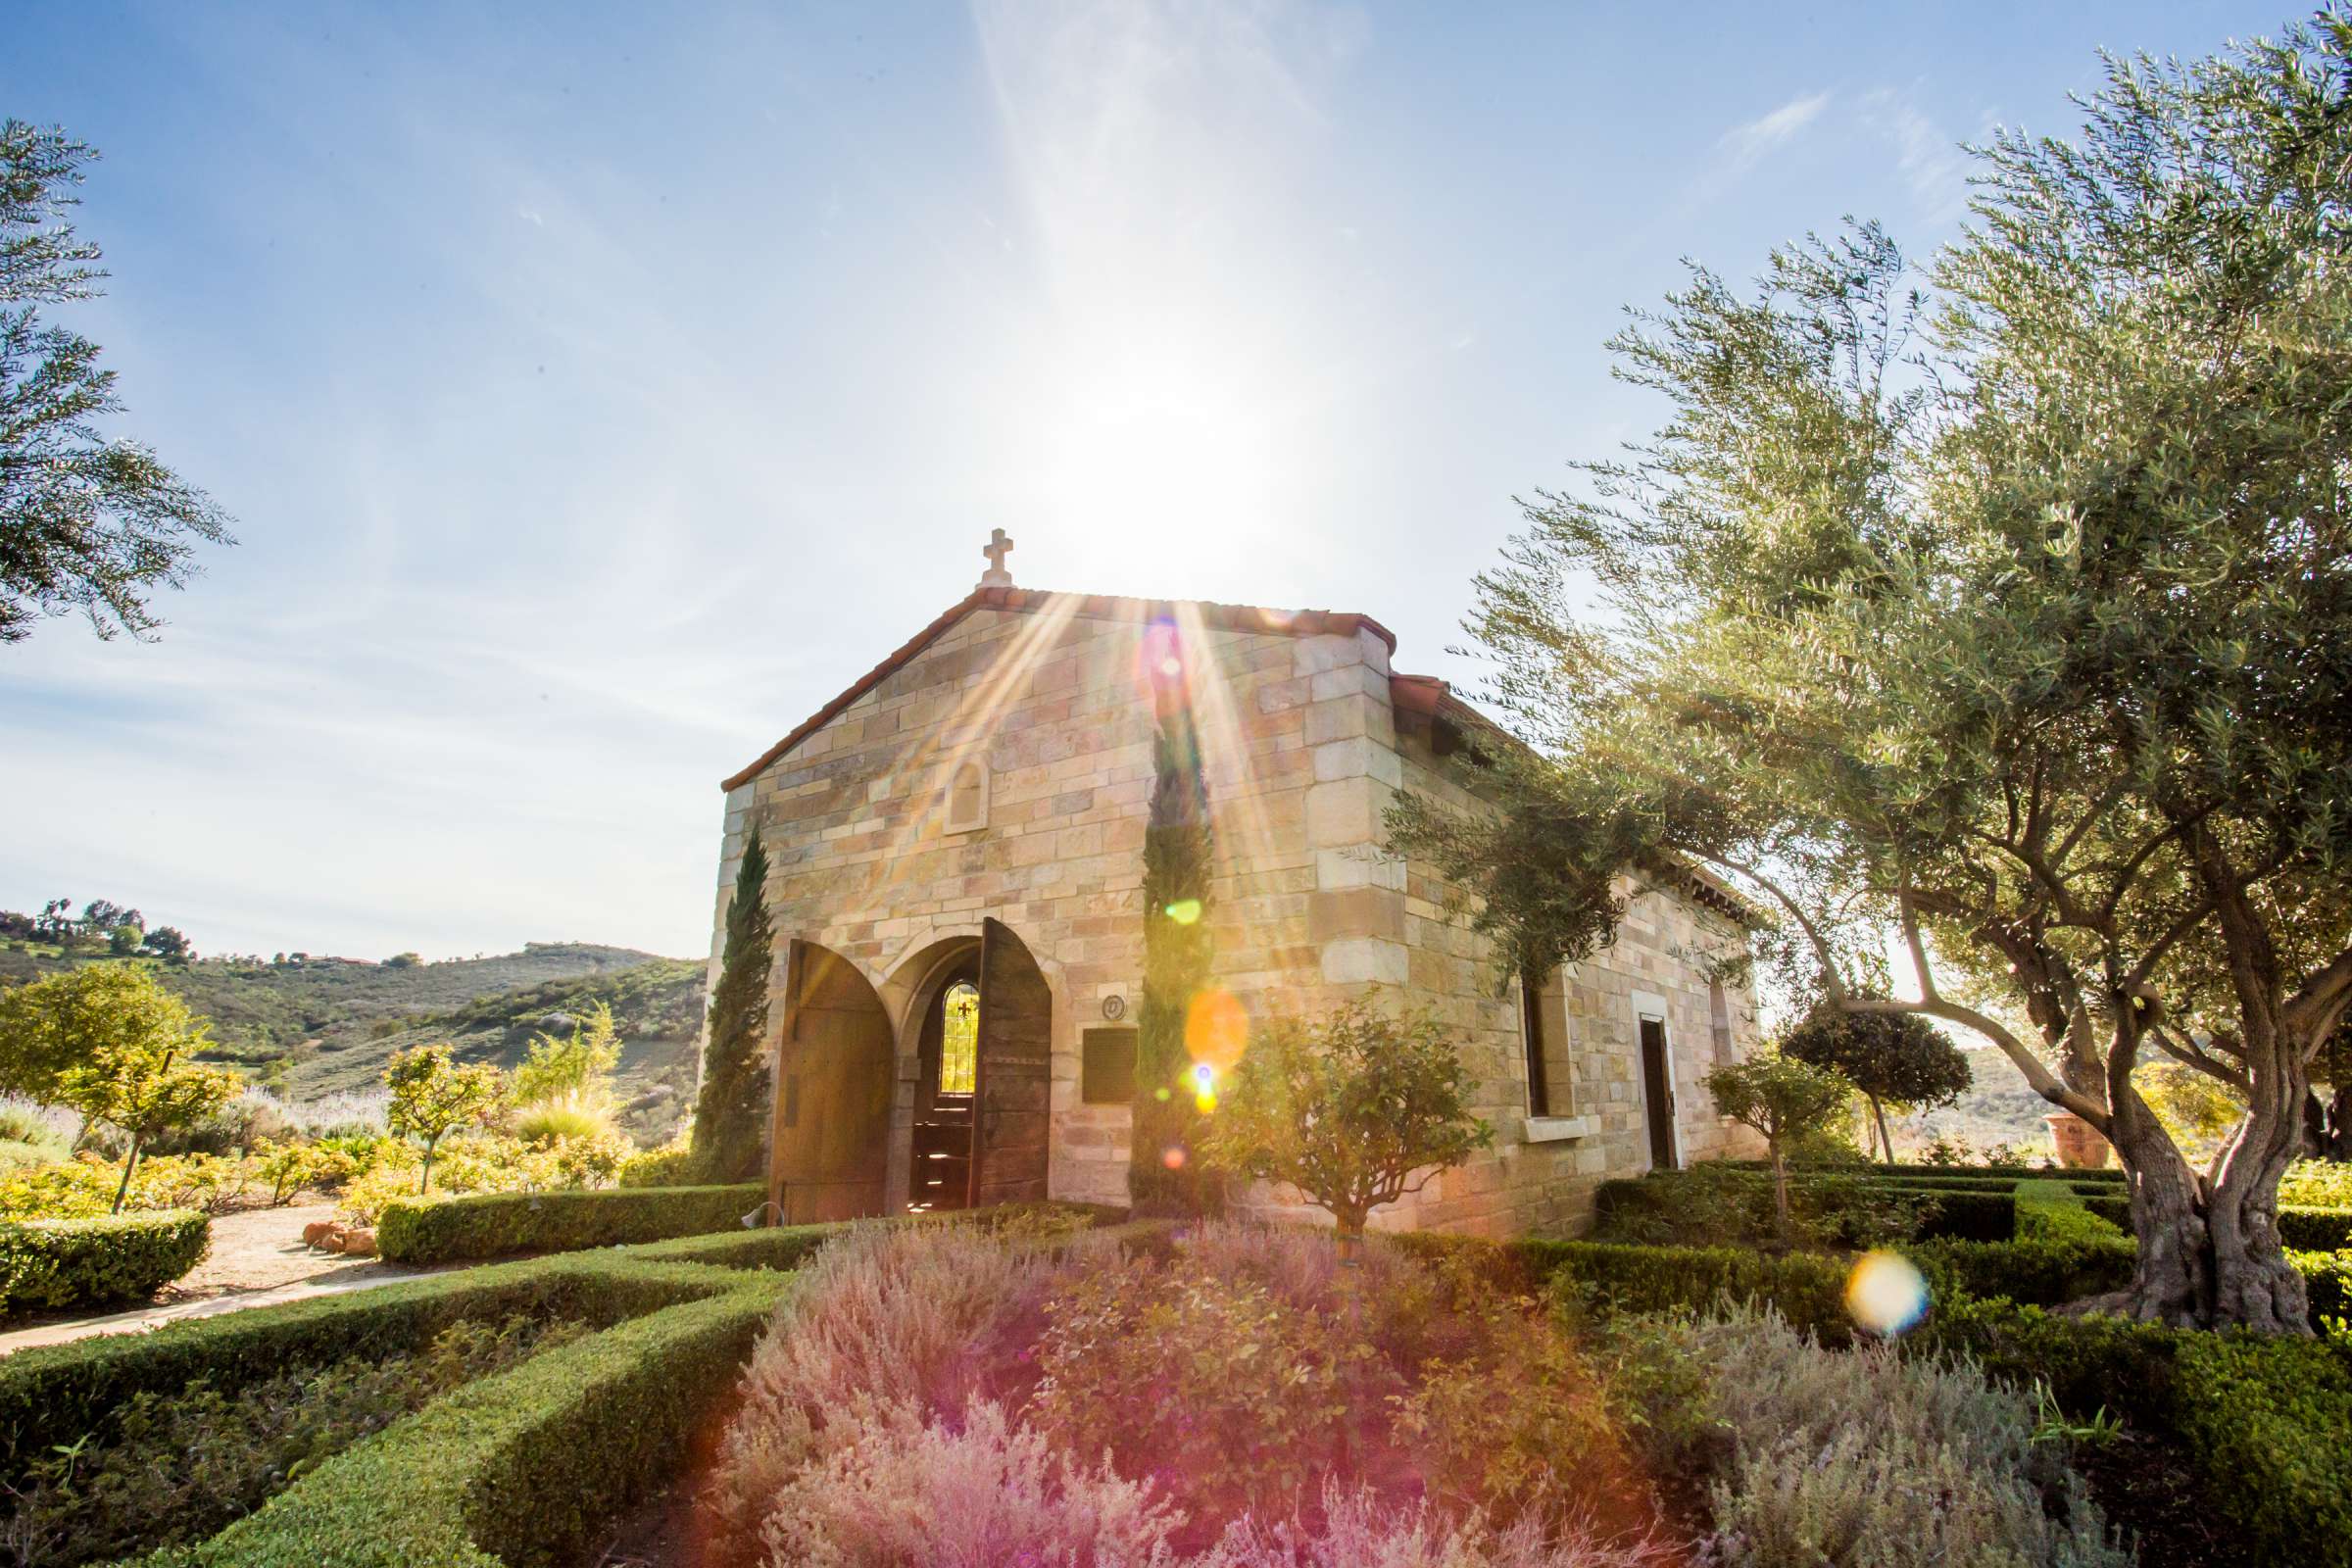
[0,942,708,1142]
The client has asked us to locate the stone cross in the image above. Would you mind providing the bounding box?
[979,527,1015,588]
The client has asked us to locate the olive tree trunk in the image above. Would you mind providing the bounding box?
[2083,1052,2309,1333]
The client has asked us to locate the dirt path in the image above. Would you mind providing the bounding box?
[0,1201,454,1356]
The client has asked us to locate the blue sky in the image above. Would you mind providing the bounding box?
[1,2,2278,960]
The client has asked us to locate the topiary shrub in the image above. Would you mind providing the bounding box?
[614,1146,695,1189]
[375,1184,762,1264]
[0,1209,208,1313]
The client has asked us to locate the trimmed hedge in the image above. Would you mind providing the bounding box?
[1725,1158,2129,1184]
[2013,1178,2127,1244]
[2282,1206,2352,1250]
[0,1209,209,1314]
[0,1248,750,1489]
[1594,1169,2018,1243]
[376,1184,764,1264]
[144,1258,794,1567]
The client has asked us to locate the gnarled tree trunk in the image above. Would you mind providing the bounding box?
[2086,1068,2310,1333]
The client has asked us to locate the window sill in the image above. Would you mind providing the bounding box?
[1521,1114,1598,1144]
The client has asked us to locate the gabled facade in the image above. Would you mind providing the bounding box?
[710,584,1761,1237]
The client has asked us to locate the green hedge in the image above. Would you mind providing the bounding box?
[0,1209,209,1314]
[0,1248,755,1490]
[2013,1178,2128,1244]
[613,1148,696,1189]
[1724,1158,2129,1184]
[376,1184,764,1264]
[2282,1206,2352,1250]
[142,1257,795,1568]
[1593,1169,2018,1243]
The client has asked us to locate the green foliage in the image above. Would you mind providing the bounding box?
[1389,20,2352,1328]
[0,120,232,644]
[123,1257,792,1568]
[0,962,193,1103]
[8,1312,585,1568]
[689,830,770,1183]
[1131,642,1218,1216]
[2167,1329,2352,1565]
[1702,1054,1853,1238]
[1682,1310,2124,1568]
[375,1183,762,1264]
[1781,1006,1970,1159]
[2281,1159,2352,1209]
[1593,1166,1946,1248]
[2279,1207,2352,1250]
[614,1143,693,1188]
[2014,1179,2128,1245]
[1031,1249,1362,1518]
[383,1045,503,1194]
[1198,998,1494,1236]
[0,1208,206,1312]
[510,1001,620,1122]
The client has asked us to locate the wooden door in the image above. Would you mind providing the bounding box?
[1639,1015,1679,1171]
[771,941,895,1222]
[971,918,1053,1206]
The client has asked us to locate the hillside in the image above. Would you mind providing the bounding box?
[0,942,710,1142]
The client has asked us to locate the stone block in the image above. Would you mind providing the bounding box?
[1321,937,1410,985]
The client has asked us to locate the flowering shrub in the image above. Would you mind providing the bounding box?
[335,1130,632,1223]
[0,1152,260,1219]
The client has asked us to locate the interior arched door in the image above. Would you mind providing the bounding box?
[771,940,894,1222]
[971,917,1053,1206]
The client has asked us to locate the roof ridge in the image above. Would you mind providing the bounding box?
[721,585,1397,790]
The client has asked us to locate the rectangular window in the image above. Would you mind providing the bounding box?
[1521,971,1552,1116]
[1709,977,1736,1064]
[1081,1027,1137,1104]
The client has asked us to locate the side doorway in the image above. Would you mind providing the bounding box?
[771,941,895,1222]
[1638,1013,1680,1172]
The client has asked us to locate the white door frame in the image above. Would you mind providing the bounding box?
[1631,990,1687,1170]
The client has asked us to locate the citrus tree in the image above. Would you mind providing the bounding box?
[1702,1054,1853,1243]
[385,1045,504,1195]
[1392,22,2352,1329]
[1199,997,1493,1244]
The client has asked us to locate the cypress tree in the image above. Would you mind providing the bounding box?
[691,826,773,1182]
[1130,637,1220,1215]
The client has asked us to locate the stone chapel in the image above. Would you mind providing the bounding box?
[708,536,1763,1238]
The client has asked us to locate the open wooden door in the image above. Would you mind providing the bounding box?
[971,918,1053,1206]
[771,940,895,1222]
[1639,1015,1679,1172]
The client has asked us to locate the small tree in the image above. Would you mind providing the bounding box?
[0,962,194,1109]
[1703,1054,1852,1243]
[514,1000,622,1113]
[1199,997,1494,1246]
[46,988,239,1211]
[1781,1006,1970,1163]
[385,1044,504,1195]
[691,828,772,1182]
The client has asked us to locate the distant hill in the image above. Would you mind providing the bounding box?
[0,942,710,1143]
[1890,1048,2064,1160]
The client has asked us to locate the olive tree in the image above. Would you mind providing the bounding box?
[1393,22,2352,1330]
[1198,997,1493,1246]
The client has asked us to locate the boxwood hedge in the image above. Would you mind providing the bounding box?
[0,1247,756,1489]
[0,1209,209,1314]
[141,1258,794,1568]
[375,1183,764,1264]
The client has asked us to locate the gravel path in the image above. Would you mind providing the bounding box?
[0,1201,453,1356]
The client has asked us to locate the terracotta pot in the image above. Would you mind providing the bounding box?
[2044,1112,2114,1170]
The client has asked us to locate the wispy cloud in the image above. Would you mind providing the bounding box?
[1860,86,1975,225]
[1718,91,1831,173]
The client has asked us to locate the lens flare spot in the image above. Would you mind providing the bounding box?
[1163,899,1203,926]
[1153,1086,1172,1102]
[1159,657,1183,678]
[1161,1147,1187,1170]
[1192,1062,1217,1113]
[1185,988,1250,1075]
[1845,1249,1930,1337]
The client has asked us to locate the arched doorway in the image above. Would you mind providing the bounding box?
[906,952,980,1210]
[881,918,1055,1212]
[770,941,894,1222]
